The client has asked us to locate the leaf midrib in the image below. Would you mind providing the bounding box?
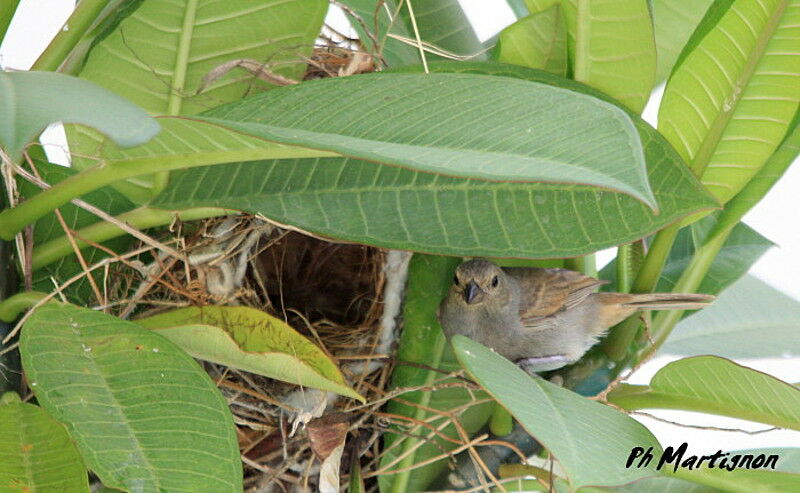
[167,0,198,115]
[691,0,789,177]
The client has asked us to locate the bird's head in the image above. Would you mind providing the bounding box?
[450,259,514,308]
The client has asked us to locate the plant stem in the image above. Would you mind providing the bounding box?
[602,223,680,360]
[0,0,21,43]
[31,206,233,271]
[31,0,108,72]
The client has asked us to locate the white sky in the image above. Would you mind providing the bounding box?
[2,0,798,459]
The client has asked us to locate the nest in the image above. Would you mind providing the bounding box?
[104,213,397,492]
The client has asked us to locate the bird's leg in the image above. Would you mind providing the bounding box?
[516,355,570,374]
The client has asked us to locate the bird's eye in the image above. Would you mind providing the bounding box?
[491,275,499,287]
[453,275,459,286]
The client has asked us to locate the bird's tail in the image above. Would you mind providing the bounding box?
[620,292,715,311]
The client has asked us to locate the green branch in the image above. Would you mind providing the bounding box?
[31,0,108,72]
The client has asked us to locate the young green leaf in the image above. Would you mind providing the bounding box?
[658,0,800,204]
[652,0,715,82]
[567,0,657,113]
[452,335,663,490]
[495,5,568,76]
[20,303,242,492]
[609,356,800,430]
[136,306,363,402]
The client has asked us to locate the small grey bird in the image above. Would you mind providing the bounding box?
[437,259,714,372]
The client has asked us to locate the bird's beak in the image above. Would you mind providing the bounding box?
[464,281,482,304]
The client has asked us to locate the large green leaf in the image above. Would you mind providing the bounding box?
[0,71,159,161]
[66,0,328,198]
[135,306,363,401]
[20,303,242,492]
[199,72,655,206]
[452,335,663,490]
[71,0,327,116]
[494,4,568,76]
[0,393,89,492]
[652,0,715,82]
[658,0,800,203]
[662,274,800,358]
[379,255,493,493]
[609,355,800,430]
[152,63,716,258]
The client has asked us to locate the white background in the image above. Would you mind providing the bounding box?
[2,0,798,457]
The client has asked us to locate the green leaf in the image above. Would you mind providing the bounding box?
[0,393,89,493]
[20,303,242,492]
[658,0,800,203]
[0,71,159,161]
[608,355,800,430]
[379,255,493,493]
[707,108,799,238]
[495,5,568,76]
[652,0,715,82]
[19,160,135,304]
[200,72,655,207]
[662,274,800,359]
[152,63,716,259]
[600,217,773,296]
[72,0,327,116]
[452,335,663,490]
[569,0,657,113]
[135,306,363,402]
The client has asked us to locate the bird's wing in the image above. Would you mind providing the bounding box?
[507,267,606,325]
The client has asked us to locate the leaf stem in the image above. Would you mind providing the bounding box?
[0,291,47,322]
[31,0,108,72]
